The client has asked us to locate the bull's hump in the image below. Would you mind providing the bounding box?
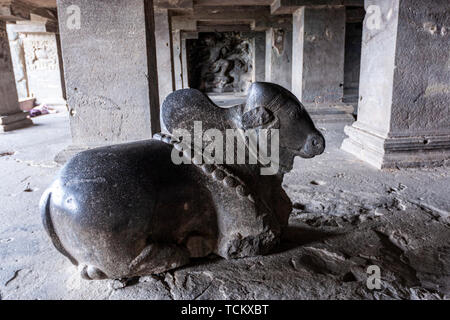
[162,89,229,132]
[246,82,300,112]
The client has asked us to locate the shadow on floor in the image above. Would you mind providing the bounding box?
[276,225,343,253]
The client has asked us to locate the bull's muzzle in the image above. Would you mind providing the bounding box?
[299,131,325,158]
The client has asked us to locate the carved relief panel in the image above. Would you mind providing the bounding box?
[21,32,64,104]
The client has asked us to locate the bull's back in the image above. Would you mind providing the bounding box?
[162,89,235,133]
[40,139,199,276]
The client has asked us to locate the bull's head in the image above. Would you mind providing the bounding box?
[240,82,325,173]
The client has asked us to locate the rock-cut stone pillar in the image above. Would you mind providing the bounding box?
[154,8,174,106]
[291,6,346,104]
[0,21,32,132]
[254,31,266,82]
[55,0,160,162]
[341,0,450,169]
[171,29,183,90]
[265,27,292,91]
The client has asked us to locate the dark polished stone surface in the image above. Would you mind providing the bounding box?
[40,82,325,280]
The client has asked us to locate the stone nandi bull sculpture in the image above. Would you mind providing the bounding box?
[40,82,325,280]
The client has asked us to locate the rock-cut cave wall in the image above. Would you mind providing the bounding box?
[187,32,254,93]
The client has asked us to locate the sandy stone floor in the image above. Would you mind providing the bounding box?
[0,110,449,300]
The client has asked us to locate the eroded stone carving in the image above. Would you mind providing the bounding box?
[272,29,285,56]
[188,32,253,93]
[23,35,59,72]
[40,82,325,280]
[21,33,64,105]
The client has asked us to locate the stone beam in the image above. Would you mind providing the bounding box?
[194,0,273,6]
[252,15,292,31]
[172,15,290,33]
[271,0,363,14]
[28,11,58,32]
[197,23,253,32]
[154,0,192,10]
[7,20,46,32]
[175,5,271,21]
[173,16,271,32]
[0,0,58,22]
[172,5,278,31]
[0,0,32,20]
[171,15,196,31]
[21,0,56,8]
[30,7,57,21]
[181,31,198,40]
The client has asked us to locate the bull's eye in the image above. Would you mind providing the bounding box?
[288,109,297,119]
[290,109,301,120]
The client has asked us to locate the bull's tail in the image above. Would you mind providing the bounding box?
[40,189,78,266]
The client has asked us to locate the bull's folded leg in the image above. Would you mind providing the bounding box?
[77,243,190,280]
[218,230,278,259]
[78,264,108,281]
[128,243,190,276]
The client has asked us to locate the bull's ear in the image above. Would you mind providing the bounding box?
[241,107,274,129]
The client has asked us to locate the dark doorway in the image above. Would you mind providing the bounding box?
[343,19,363,115]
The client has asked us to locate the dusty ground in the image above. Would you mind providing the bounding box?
[0,110,449,300]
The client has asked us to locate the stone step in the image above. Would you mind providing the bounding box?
[0,117,33,133]
[0,111,30,125]
[305,103,356,124]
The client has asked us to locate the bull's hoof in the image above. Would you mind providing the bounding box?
[78,264,108,280]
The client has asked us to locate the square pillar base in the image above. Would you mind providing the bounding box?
[341,123,450,169]
[0,112,33,132]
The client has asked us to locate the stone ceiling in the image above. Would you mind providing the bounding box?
[21,0,56,8]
